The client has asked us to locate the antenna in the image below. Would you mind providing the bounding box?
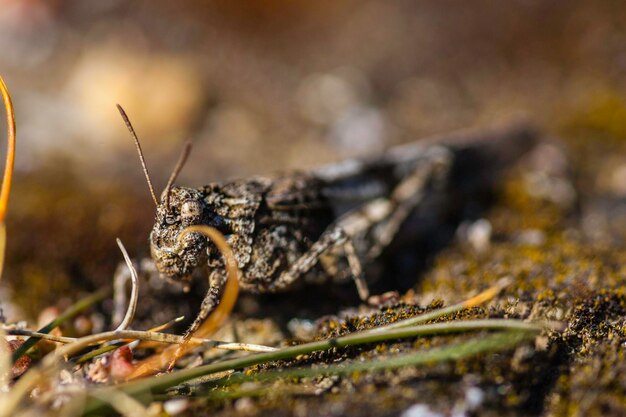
[163,141,192,209]
[116,104,159,207]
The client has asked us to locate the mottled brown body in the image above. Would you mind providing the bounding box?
[143,124,538,337]
[150,174,334,293]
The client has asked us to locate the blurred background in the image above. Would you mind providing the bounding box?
[2,0,626,318]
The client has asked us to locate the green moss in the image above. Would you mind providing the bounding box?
[226,156,626,417]
[10,133,626,417]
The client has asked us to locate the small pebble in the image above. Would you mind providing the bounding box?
[330,106,386,156]
[287,318,316,340]
[401,404,443,417]
[524,172,576,208]
[73,316,93,336]
[315,376,338,395]
[527,143,569,177]
[515,229,546,246]
[464,387,484,410]
[464,219,492,253]
[234,397,256,413]
[37,306,60,328]
[163,398,189,415]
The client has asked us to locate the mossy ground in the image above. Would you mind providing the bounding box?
[4,123,626,416]
[3,3,626,415]
[189,128,626,416]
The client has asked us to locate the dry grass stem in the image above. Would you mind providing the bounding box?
[114,239,139,332]
[177,226,241,339]
[0,76,15,225]
[75,317,187,364]
[6,328,276,353]
[147,316,185,333]
[0,76,16,281]
[368,276,512,333]
[1,327,276,416]
[129,225,241,378]
[4,329,75,344]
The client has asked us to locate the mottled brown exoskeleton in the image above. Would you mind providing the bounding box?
[117,105,537,337]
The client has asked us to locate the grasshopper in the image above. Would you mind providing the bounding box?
[117,105,537,337]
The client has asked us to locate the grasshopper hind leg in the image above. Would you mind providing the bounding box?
[267,226,371,302]
[268,146,453,302]
[365,146,452,259]
[343,239,369,300]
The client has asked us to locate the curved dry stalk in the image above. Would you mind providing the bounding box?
[0,76,15,225]
[75,317,187,364]
[147,316,185,333]
[129,225,241,378]
[58,330,276,365]
[177,225,240,339]
[0,226,5,284]
[461,276,513,308]
[367,276,513,333]
[114,239,139,331]
[0,76,16,281]
[6,328,276,353]
[4,329,75,344]
[73,332,275,365]
[3,328,274,417]
[21,329,274,356]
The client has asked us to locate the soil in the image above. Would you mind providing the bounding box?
[2,3,626,416]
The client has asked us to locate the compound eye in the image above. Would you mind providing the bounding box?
[180,199,203,225]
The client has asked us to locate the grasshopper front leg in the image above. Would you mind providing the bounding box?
[183,270,226,339]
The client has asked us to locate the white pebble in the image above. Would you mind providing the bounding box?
[401,404,444,417]
[163,399,189,415]
[465,387,484,410]
[467,219,492,253]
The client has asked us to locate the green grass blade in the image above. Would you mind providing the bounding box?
[204,330,533,391]
[82,319,542,414]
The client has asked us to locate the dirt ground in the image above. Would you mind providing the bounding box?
[2,2,626,416]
